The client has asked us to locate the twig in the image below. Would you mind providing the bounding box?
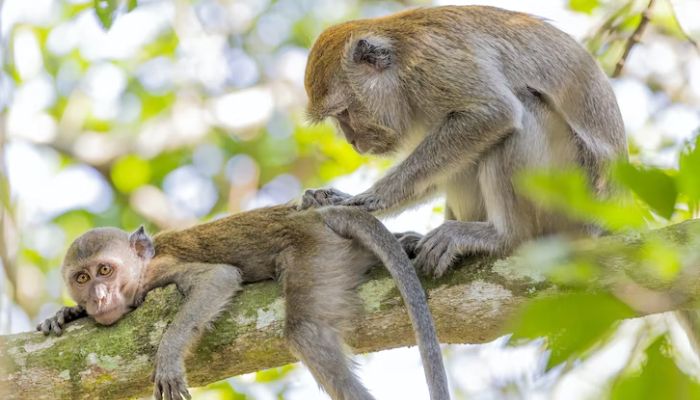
[667,0,700,54]
[589,1,635,45]
[613,0,656,77]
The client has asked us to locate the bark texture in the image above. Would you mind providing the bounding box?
[1,219,699,399]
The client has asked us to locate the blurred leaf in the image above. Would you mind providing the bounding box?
[294,122,367,184]
[139,31,179,60]
[510,292,635,368]
[111,155,152,193]
[638,239,682,282]
[127,0,138,12]
[678,135,700,212]
[516,168,646,230]
[54,211,94,240]
[148,150,189,185]
[614,163,677,219]
[93,0,118,29]
[611,335,700,399]
[548,260,601,287]
[200,380,246,400]
[255,365,295,383]
[569,0,600,14]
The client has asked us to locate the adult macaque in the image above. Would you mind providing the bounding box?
[38,205,450,400]
[301,6,626,276]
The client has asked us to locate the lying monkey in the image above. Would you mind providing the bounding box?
[38,204,449,400]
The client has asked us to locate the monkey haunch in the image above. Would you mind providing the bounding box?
[302,6,627,276]
[38,205,449,400]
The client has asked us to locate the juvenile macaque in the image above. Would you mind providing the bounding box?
[302,6,627,276]
[38,205,450,400]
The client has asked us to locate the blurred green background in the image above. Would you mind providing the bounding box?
[1,0,700,399]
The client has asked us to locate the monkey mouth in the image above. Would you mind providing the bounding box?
[92,304,127,325]
[352,142,369,154]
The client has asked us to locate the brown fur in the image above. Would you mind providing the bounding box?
[40,205,449,400]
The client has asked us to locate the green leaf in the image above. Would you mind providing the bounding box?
[678,135,700,212]
[94,0,118,29]
[255,364,295,383]
[510,292,635,368]
[127,0,138,12]
[110,155,152,193]
[201,380,246,400]
[614,163,677,219]
[516,168,646,230]
[569,0,600,14]
[611,335,700,399]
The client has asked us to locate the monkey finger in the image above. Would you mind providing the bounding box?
[50,319,63,336]
[162,381,172,400]
[153,382,162,400]
[40,319,52,335]
[57,310,66,325]
[177,382,191,400]
[168,383,177,400]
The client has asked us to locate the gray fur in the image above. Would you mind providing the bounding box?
[303,5,627,276]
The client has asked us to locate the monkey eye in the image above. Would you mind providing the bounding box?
[336,109,350,120]
[97,263,113,277]
[75,272,90,284]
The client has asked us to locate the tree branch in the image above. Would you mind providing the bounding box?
[613,0,656,77]
[1,219,699,400]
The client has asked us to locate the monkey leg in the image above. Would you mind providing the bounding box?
[282,248,375,400]
[286,319,374,400]
[414,221,505,277]
[154,264,243,400]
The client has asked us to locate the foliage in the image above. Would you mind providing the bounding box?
[2,0,700,398]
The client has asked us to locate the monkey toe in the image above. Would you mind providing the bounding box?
[434,245,459,278]
[154,373,189,400]
[415,231,458,277]
[394,231,423,258]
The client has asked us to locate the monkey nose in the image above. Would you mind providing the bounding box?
[92,284,109,306]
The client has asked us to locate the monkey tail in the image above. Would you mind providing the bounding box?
[319,206,451,400]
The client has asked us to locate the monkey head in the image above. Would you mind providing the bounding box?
[305,22,409,155]
[61,226,154,325]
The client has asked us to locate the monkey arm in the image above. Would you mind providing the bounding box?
[153,264,242,400]
[36,305,87,336]
[344,98,521,213]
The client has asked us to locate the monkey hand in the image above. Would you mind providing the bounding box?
[414,222,466,278]
[341,190,388,212]
[36,305,86,336]
[393,231,423,259]
[299,188,352,209]
[152,360,191,400]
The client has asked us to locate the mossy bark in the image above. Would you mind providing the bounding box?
[1,219,699,399]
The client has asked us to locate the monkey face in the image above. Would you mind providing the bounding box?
[66,252,141,325]
[332,108,400,155]
[62,227,153,326]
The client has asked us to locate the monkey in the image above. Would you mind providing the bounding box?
[37,204,450,400]
[300,5,627,277]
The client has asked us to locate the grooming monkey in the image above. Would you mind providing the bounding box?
[38,205,450,400]
[301,6,627,276]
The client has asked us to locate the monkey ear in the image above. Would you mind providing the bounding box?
[129,226,155,260]
[351,38,394,71]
